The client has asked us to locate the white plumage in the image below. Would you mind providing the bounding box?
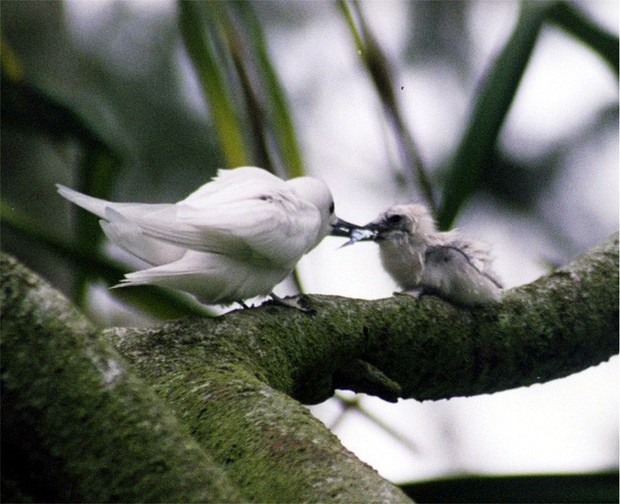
[345,204,502,306]
[57,166,347,306]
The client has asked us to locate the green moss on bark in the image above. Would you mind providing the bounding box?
[1,254,242,503]
[2,233,617,503]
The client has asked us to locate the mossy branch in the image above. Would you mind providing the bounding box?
[113,232,617,404]
[1,254,242,503]
[1,232,617,502]
[1,253,410,503]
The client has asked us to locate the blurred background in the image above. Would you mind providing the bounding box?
[2,0,617,489]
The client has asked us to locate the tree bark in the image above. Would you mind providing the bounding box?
[1,254,242,503]
[1,233,617,502]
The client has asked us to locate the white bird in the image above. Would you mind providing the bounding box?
[57,166,353,308]
[342,203,502,307]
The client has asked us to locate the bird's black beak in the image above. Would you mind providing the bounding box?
[360,221,382,232]
[355,221,389,241]
[332,218,383,248]
[330,218,363,237]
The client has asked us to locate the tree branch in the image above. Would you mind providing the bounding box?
[110,233,617,500]
[1,252,411,503]
[113,232,617,404]
[1,232,616,502]
[1,254,241,503]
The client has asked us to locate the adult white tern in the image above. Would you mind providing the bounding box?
[57,166,355,308]
[342,203,503,307]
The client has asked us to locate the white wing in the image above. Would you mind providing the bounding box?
[113,250,292,305]
[125,191,322,268]
[121,168,326,267]
[57,184,173,221]
[57,184,187,265]
[182,167,285,205]
[59,168,324,268]
[101,208,186,265]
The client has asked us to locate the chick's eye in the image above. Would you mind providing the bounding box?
[386,214,403,226]
[329,201,335,214]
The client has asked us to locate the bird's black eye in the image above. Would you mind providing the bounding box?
[386,214,403,226]
[329,201,335,214]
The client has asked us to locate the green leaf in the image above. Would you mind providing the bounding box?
[229,2,306,178]
[437,1,549,229]
[437,1,618,229]
[1,62,125,301]
[549,2,619,76]
[178,0,248,168]
[0,74,121,159]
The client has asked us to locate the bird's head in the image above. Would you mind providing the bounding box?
[287,176,359,239]
[364,204,437,243]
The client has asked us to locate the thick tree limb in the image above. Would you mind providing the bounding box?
[1,253,410,502]
[1,254,242,503]
[1,233,617,502]
[113,232,617,403]
[111,233,616,501]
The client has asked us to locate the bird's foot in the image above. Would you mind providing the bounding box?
[267,293,315,313]
[394,288,425,300]
[236,300,251,309]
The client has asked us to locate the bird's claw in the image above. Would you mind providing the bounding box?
[394,288,425,300]
[267,293,315,314]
